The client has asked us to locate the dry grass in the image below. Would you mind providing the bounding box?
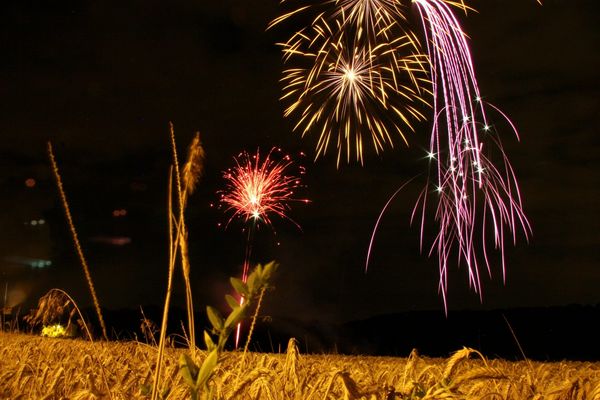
[1,332,599,399]
[38,130,598,400]
[47,142,108,341]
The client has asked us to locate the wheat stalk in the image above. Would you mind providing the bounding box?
[47,141,107,341]
[169,123,205,356]
[151,167,177,400]
[152,126,205,400]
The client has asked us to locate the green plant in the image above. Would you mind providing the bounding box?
[178,261,278,400]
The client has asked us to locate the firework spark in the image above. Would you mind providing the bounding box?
[271,0,430,166]
[269,0,406,36]
[279,14,429,165]
[219,148,308,230]
[219,148,308,346]
[331,0,407,37]
[274,0,531,308]
[410,0,531,308]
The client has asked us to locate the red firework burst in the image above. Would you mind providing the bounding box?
[219,148,308,230]
[219,147,308,347]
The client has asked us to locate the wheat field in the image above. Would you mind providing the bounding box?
[1,332,599,399]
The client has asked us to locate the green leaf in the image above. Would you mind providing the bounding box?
[246,271,257,293]
[230,277,249,297]
[225,294,239,310]
[206,306,223,331]
[179,354,199,388]
[196,349,218,389]
[140,383,151,396]
[224,305,246,330]
[262,261,278,282]
[203,331,215,351]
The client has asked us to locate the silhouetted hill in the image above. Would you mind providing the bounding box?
[28,304,599,361]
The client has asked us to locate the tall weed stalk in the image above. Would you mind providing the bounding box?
[47,141,107,341]
[151,126,204,400]
[170,123,204,354]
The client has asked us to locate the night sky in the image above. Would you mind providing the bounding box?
[1,0,598,327]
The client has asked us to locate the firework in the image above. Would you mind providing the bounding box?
[279,14,429,166]
[272,0,430,166]
[269,0,405,35]
[410,0,531,308]
[219,148,308,345]
[274,0,531,308]
[331,0,407,38]
[219,148,308,230]
[270,0,409,38]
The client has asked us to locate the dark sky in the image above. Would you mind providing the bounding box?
[1,0,598,325]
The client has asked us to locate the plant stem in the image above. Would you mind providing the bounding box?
[47,142,107,341]
[236,287,266,385]
[169,123,196,355]
[152,168,177,400]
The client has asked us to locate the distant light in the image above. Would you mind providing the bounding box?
[130,182,148,191]
[41,324,66,338]
[483,125,491,131]
[90,236,131,246]
[110,237,131,246]
[26,219,46,226]
[29,259,52,269]
[112,209,127,217]
[25,178,36,188]
[426,151,436,160]
[3,256,52,269]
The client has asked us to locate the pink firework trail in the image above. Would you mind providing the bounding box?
[411,0,531,309]
[219,147,308,345]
